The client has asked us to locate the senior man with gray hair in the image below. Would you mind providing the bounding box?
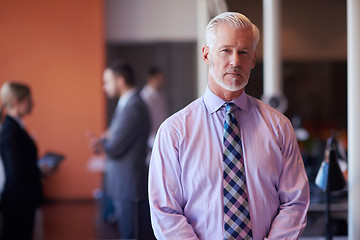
[148,12,309,240]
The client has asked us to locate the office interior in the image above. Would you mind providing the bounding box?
[0,0,357,239]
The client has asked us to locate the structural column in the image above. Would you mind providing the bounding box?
[347,0,360,239]
[262,0,287,112]
[263,0,282,98]
[196,0,210,97]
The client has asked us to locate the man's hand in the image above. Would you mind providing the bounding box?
[85,130,105,155]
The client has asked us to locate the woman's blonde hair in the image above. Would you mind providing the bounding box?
[0,81,31,122]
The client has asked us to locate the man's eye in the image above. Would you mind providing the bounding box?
[221,49,230,53]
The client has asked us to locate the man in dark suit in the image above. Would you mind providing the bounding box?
[88,60,150,239]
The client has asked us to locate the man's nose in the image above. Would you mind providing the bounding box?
[230,53,241,66]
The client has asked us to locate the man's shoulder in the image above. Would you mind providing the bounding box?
[118,92,150,126]
[126,91,147,107]
[161,97,204,127]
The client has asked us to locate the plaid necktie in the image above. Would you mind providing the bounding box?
[223,102,252,240]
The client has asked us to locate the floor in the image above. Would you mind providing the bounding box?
[34,200,119,240]
[29,200,347,240]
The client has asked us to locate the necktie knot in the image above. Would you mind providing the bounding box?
[225,102,236,115]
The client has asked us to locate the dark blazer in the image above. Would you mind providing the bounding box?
[104,91,150,202]
[0,115,43,209]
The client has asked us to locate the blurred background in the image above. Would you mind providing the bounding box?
[0,0,348,239]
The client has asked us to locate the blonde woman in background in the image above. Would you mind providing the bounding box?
[0,81,43,240]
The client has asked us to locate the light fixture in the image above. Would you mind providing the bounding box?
[315,135,346,240]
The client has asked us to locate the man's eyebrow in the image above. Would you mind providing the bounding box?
[219,45,233,48]
[219,45,252,50]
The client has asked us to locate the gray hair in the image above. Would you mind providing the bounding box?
[205,12,260,50]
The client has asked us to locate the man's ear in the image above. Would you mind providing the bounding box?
[251,51,257,69]
[115,75,126,89]
[116,75,125,84]
[202,46,210,64]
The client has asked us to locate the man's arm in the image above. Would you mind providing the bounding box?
[266,122,310,239]
[148,123,199,240]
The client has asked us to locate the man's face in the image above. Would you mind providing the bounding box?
[203,24,256,93]
[102,69,120,98]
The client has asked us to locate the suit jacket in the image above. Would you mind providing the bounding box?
[103,91,150,202]
[0,116,43,209]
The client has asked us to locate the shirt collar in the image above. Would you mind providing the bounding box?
[203,86,249,114]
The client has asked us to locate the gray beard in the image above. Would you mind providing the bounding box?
[209,65,248,92]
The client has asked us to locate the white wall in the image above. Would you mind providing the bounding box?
[106,0,197,42]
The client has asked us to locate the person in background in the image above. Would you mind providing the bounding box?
[140,67,169,165]
[0,139,4,199]
[0,81,52,240]
[87,59,150,239]
[148,12,310,239]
